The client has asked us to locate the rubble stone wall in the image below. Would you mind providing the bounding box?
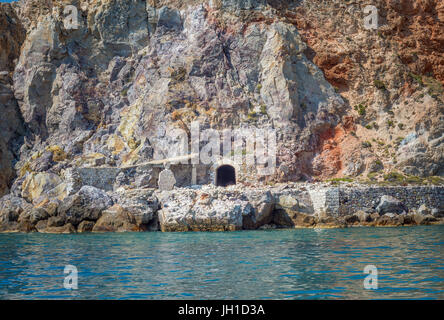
[338,186,444,215]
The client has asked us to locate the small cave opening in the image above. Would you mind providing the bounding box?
[216,165,236,187]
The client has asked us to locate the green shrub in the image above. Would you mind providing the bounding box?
[374,80,386,90]
[367,172,378,181]
[405,175,425,185]
[408,72,423,86]
[426,176,444,185]
[362,141,372,148]
[423,76,444,96]
[327,177,354,183]
[354,104,367,116]
[383,172,405,183]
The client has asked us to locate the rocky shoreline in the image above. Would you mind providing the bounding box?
[1,183,443,233]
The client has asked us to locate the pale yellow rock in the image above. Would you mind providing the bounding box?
[21,172,64,202]
[77,153,107,167]
[107,134,126,155]
[118,96,143,150]
[46,145,67,162]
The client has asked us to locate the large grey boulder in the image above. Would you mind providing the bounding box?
[376,195,408,215]
[115,188,159,229]
[58,186,113,226]
[417,204,431,216]
[243,190,275,229]
[157,188,253,231]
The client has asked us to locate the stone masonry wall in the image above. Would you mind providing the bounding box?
[338,186,444,215]
[306,186,444,216]
[64,164,211,192]
[308,187,340,217]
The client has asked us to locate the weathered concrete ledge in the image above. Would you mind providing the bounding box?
[0,183,443,233]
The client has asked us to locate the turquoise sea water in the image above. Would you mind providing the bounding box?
[0,226,443,299]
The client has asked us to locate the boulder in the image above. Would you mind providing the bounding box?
[431,208,444,218]
[417,204,431,216]
[344,214,360,224]
[29,207,49,225]
[77,220,95,232]
[243,190,275,229]
[92,205,139,232]
[33,198,60,217]
[376,195,408,215]
[157,189,253,231]
[413,213,437,225]
[272,191,315,227]
[0,195,33,232]
[35,220,76,234]
[47,215,66,227]
[115,188,159,228]
[275,194,299,211]
[58,186,113,226]
[356,210,372,223]
[272,209,317,228]
[375,214,403,227]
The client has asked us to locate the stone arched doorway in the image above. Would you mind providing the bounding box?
[215,165,236,187]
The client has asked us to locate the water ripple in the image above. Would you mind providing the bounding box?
[0,226,443,299]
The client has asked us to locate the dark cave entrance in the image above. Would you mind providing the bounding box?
[216,165,236,187]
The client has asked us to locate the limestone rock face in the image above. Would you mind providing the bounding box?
[0,0,442,192]
[0,0,347,188]
[0,0,443,233]
[21,172,65,203]
[0,4,26,197]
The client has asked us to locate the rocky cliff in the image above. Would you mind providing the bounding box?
[0,0,443,233]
